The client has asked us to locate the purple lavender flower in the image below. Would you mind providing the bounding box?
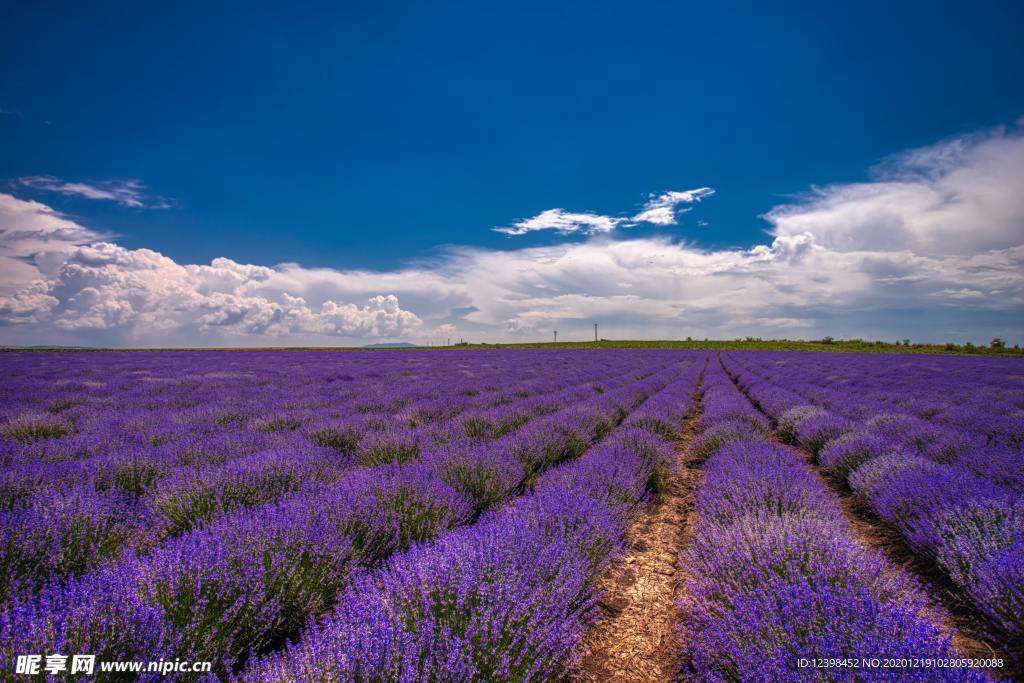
[795,412,855,455]
[0,485,152,600]
[243,515,600,683]
[696,442,841,525]
[933,500,1024,651]
[0,412,75,443]
[819,430,894,478]
[777,404,827,444]
[1,558,176,682]
[151,447,341,534]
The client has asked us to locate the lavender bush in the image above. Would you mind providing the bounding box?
[721,350,1024,662]
[677,361,981,681]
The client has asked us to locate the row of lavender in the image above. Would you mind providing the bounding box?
[722,351,1023,662]
[238,357,706,681]
[0,351,701,679]
[0,351,671,601]
[737,352,1023,450]
[0,349,661,515]
[0,350,582,466]
[678,359,979,681]
[0,350,653,483]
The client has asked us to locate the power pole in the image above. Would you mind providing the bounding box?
[553,330,557,344]
[594,323,598,342]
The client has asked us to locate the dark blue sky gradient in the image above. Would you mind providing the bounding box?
[2,1,1022,269]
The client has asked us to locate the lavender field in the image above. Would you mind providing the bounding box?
[0,349,1021,682]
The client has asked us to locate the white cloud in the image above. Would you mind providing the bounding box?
[632,187,715,225]
[41,243,425,339]
[0,203,427,343]
[934,288,986,300]
[16,176,172,209]
[2,123,1023,345]
[0,193,107,299]
[495,186,715,235]
[494,208,625,236]
[0,280,58,324]
[764,126,1024,256]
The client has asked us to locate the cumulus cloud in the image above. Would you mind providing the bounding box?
[764,126,1024,256]
[632,187,715,225]
[0,201,427,344]
[2,123,1023,346]
[44,244,424,339]
[0,193,106,300]
[15,176,173,209]
[0,280,58,324]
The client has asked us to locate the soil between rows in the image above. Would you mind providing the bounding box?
[571,408,704,683]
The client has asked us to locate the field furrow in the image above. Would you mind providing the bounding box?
[572,359,707,683]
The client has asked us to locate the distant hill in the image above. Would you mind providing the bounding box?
[2,339,1018,357]
[1,345,95,350]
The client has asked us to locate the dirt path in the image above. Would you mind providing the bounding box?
[719,358,1012,680]
[571,409,704,683]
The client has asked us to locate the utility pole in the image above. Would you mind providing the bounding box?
[594,324,598,342]
[553,330,557,344]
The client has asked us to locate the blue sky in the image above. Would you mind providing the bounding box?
[1,1,1023,346]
